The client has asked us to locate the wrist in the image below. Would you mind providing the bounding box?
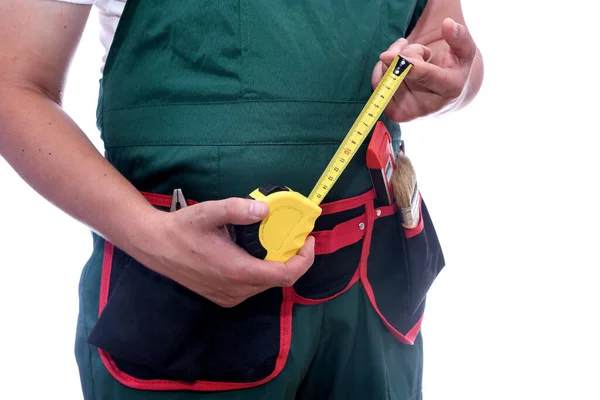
[104,202,168,265]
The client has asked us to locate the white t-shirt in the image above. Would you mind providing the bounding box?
[56,0,125,72]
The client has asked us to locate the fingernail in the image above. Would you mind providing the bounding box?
[453,21,459,38]
[250,201,268,218]
[396,38,407,43]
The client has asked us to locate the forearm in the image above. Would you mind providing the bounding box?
[0,84,160,257]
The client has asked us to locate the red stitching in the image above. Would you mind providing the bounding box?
[293,269,360,305]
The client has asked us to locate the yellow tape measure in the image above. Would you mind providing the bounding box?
[234,56,412,262]
[309,56,412,204]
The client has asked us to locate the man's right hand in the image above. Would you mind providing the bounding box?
[137,198,315,308]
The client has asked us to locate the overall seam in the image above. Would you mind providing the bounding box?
[101,98,367,113]
[80,246,100,400]
[238,0,245,98]
[104,142,343,148]
[217,146,222,198]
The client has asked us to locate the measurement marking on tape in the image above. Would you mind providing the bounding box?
[308,56,411,205]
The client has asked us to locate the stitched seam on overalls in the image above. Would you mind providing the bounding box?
[238,0,245,98]
[217,146,222,198]
[80,247,100,400]
[101,99,367,113]
[104,142,343,148]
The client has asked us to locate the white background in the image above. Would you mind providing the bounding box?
[1,1,599,399]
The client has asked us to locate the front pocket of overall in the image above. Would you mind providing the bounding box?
[365,197,445,338]
[87,243,290,386]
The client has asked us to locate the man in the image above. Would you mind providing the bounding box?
[0,0,483,398]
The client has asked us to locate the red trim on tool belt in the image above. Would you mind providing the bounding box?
[310,214,366,255]
[138,190,376,257]
[293,269,360,305]
[319,189,376,215]
[140,192,199,208]
[139,190,374,215]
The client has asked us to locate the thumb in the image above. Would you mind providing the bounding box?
[197,197,269,227]
[442,17,476,63]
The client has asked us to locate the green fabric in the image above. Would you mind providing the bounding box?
[97,0,428,202]
[75,0,431,397]
[76,236,424,400]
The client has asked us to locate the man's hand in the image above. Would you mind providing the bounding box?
[138,198,315,308]
[372,18,478,123]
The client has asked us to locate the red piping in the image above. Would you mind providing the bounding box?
[293,269,360,305]
[138,190,374,215]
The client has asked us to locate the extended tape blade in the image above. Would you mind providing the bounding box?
[308,56,412,205]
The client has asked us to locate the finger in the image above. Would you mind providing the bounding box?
[441,17,476,63]
[402,44,432,64]
[287,235,315,270]
[404,59,464,98]
[198,197,269,228]
[379,38,410,66]
[381,43,431,67]
[376,43,431,89]
[246,235,315,288]
[279,235,315,287]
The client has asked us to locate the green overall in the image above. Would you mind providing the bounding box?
[74,1,445,399]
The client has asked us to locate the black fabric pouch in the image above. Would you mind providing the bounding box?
[366,197,445,334]
[293,205,365,300]
[87,246,284,384]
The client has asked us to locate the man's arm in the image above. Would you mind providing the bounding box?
[0,0,314,308]
[0,1,157,253]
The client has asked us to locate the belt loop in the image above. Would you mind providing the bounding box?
[358,195,376,284]
[365,195,376,228]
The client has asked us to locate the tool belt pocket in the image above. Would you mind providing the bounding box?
[88,237,293,391]
[364,195,445,344]
[292,198,369,303]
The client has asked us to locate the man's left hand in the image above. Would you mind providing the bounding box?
[371,17,478,122]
